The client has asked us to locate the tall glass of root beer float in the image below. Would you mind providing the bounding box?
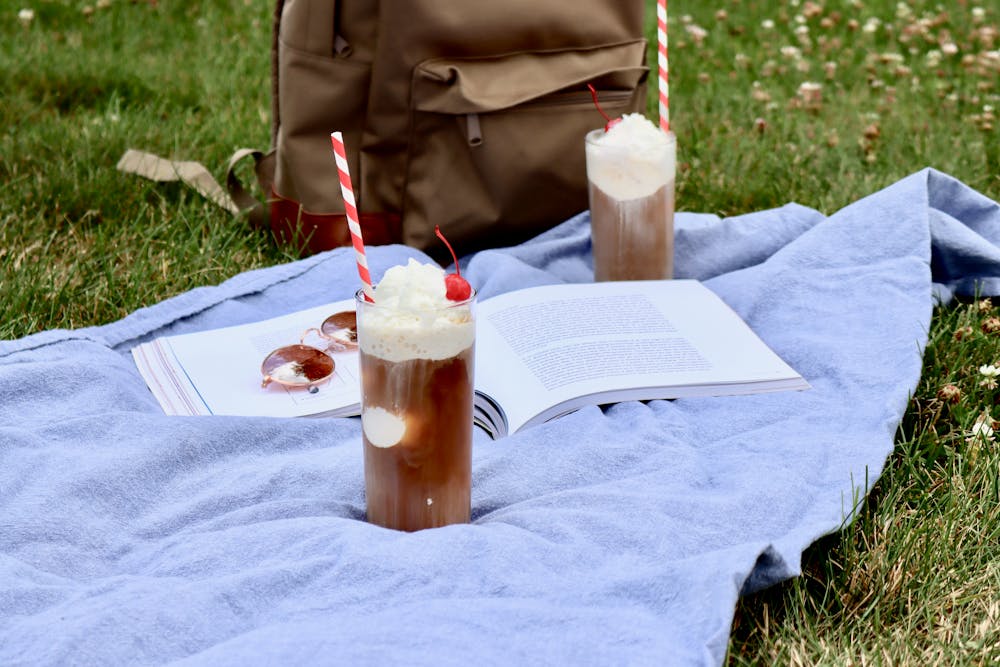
[355,259,476,531]
[585,114,677,281]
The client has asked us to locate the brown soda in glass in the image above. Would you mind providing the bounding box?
[355,290,476,532]
[359,348,474,531]
[588,180,675,281]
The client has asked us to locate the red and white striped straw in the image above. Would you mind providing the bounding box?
[330,132,375,303]
[657,0,670,134]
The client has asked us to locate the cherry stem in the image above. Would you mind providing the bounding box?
[587,83,613,127]
[434,225,461,276]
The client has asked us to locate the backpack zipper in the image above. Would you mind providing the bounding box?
[462,89,632,145]
[516,89,632,111]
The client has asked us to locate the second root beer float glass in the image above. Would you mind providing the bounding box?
[355,258,476,532]
[585,115,677,282]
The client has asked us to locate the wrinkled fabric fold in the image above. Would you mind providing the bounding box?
[2,168,998,666]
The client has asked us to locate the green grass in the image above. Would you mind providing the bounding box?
[1,0,290,335]
[3,0,1000,663]
[730,297,1000,664]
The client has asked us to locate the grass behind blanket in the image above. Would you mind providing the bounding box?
[2,1,999,664]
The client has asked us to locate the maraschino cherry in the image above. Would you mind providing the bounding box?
[587,83,621,132]
[435,225,472,301]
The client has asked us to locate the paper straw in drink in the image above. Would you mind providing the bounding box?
[330,131,375,302]
[657,0,670,133]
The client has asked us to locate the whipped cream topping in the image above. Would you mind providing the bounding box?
[586,113,676,201]
[358,259,475,362]
[372,259,452,311]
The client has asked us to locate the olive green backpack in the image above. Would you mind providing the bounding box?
[128,0,650,259]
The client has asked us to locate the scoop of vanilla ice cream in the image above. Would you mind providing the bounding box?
[600,114,670,156]
[586,113,676,201]
[359,259,474,362]
[370,259,451,311]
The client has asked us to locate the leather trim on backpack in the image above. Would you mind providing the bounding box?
[269,186,401,257]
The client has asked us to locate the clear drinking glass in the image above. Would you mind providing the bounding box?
[585,128,677,281]
[355,289,476,531]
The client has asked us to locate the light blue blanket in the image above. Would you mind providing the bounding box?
[3,168,999,666]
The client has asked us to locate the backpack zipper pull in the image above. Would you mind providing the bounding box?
[466,113,482,146]
[334,34,352,57]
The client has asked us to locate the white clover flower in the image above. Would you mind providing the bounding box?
[863,18,881,33]
[18,8,35,26]
[798,81,823,104]
[979,364,1000,378]
[751,81,771,102]
[972,7,985,22]
[942,42,959,56]
[685,24,709,43]
[969,413,995,440]
[803,1,823,19]
[938,384,962,403]
[761,19,775,30]
[926,50,943,67]
[781,45,802,59]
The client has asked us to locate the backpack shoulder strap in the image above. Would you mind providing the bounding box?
[226,148,274,231]
[270,0,285,150]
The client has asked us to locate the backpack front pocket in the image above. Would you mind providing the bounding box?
[404,40,648,256]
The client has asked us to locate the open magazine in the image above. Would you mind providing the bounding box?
[132,280,809,438]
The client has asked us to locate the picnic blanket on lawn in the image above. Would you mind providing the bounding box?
[3,167,1000,666]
